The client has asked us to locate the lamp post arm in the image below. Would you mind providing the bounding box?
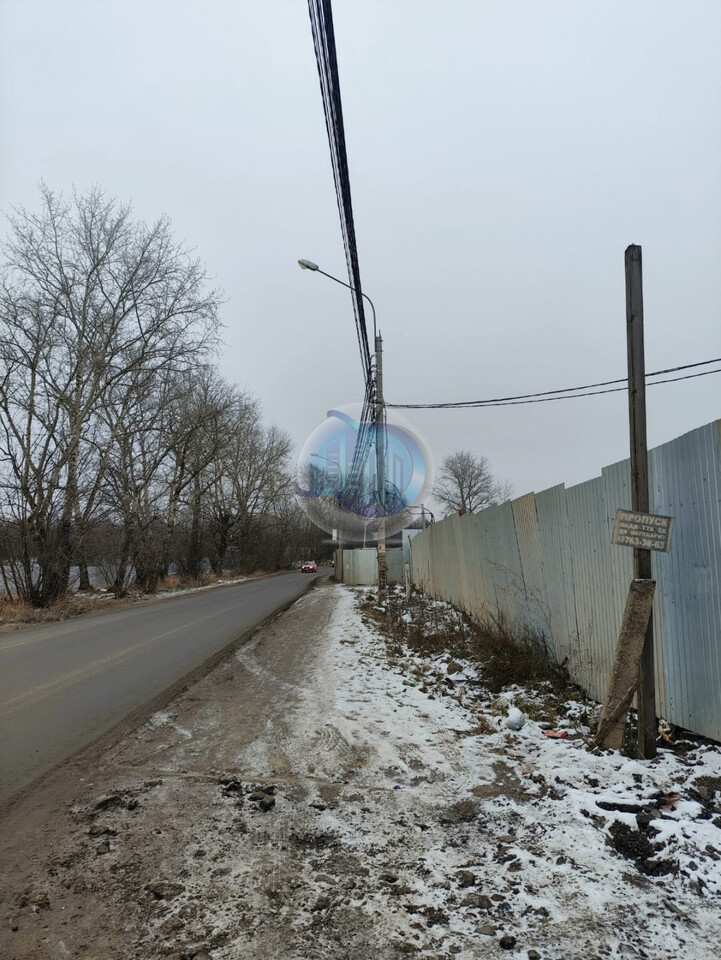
[315,268,377,341]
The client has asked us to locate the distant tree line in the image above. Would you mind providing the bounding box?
[0,186,325,606]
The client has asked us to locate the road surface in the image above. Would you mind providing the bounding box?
[0,571,325,804]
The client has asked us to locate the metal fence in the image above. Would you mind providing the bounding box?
[334,547,404,586]
[410,420,721,741]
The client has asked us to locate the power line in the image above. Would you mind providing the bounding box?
[307,0,373,387]
[307,0,386,519]
[388,357,721,409]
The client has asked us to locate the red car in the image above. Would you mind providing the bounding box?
[301,560,318,573]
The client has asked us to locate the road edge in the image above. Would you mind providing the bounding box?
[0,568,304,638]
[0,575,331,821]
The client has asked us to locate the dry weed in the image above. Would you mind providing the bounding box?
[0,593,117,625]
[361,589,573,697]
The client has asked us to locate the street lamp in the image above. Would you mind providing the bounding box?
[309,452,342,484]
[298,259,377,341]
[310,452,340,464]
[299,258,387,598]
[310,453,343,490]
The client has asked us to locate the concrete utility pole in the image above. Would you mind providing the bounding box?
[375,332,387,599]
[298,260,387,596]
[625,244,656,759]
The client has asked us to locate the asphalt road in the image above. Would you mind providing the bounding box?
[0,570,326,804]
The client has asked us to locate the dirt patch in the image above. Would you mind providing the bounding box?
[608,821,679,877]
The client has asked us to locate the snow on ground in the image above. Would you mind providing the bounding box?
[309,587,721,959]
[71,576,251,601]
[153,577,249,598]
[4,581,719,960]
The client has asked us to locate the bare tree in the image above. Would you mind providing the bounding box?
[0,184,221,604]
[1,185,317,603]
[93,373,180,596]
[205,408,293,574]
[169,370,240,582]
[433,450,511,516]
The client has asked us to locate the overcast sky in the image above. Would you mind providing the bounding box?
[1,0,719,500]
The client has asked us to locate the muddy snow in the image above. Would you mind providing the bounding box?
[1,581,720,959]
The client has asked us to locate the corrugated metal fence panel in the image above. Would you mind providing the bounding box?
[416,527,429,593]
[340,548,404,586]
[476,501,526,627]
[409,421,719,741]
[648,421,721,740]
[499,500,527,630]
[645,454,669,720]
[534,485,579,669]
[601,460,635,634]
[473,506,504,618]
[465,513,490,619]
[444,513,464,607]
[423,525,439,598]
[419,528,434,596]
[402,529,420,564]
[455,516,474,615]
[409,539,421,591]
[422,524,437,596]
[387,548,404,585]
[511,493,552,647]
[565,477,624,701]
[345,549,376,586]
[351,549,374,586]
[441,516,458,604]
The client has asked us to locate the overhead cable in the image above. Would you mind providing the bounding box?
[307,0,373,385]
[388,357,721,409]
[307,0,381,512]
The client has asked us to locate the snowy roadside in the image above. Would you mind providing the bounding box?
[2,582,719,960]
[338,587,721,958]
[82,576,253,602]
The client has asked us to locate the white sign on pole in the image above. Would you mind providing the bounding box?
[611,509,674,552]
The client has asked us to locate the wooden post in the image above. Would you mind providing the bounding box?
[595,578,656,750]
[625,244,656,759]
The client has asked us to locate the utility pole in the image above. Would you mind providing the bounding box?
[625,244,656,759]
[375,332,387,599]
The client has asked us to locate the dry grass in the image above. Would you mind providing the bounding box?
[156,573,183,591]
[157,571,224,591]
[0,592,118,626]
[0,570,255,627]
[361,588,572,696]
